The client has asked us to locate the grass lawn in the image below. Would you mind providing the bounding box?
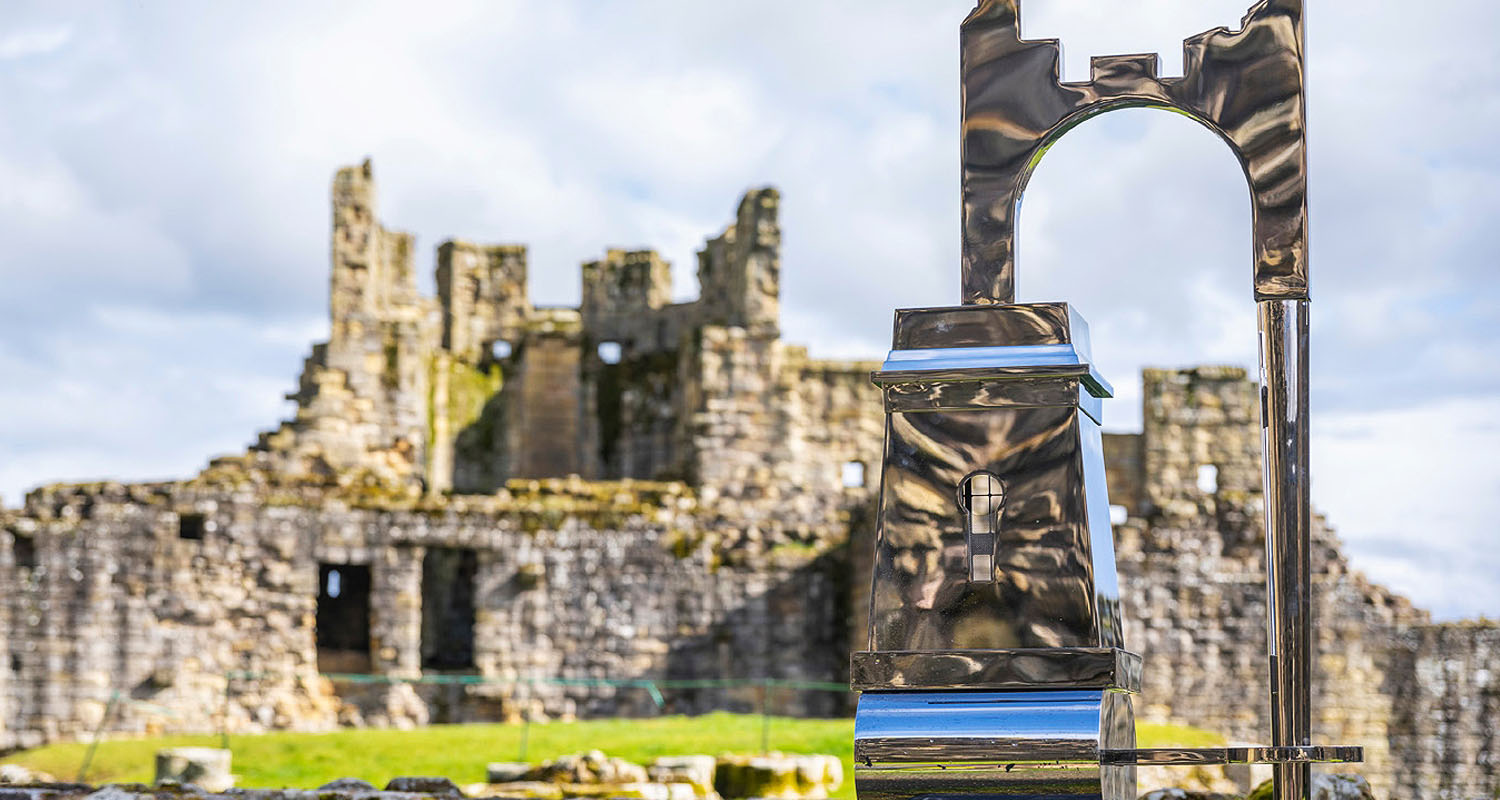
[2,714,1221,798]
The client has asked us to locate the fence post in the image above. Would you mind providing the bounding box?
[77,690,121,784]
[759,679,770,755]
[220,672,232,751]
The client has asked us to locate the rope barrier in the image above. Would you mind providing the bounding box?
[221,670,851,757]
[227,670,849,696]
[63,672,851,772]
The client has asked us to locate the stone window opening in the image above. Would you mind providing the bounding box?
[178,513,206,541]
[12,532,37,570]
[421,548,478,672]
[597,341,623,365]
[491,340,514,360]
[316,564,372,674]
[1109,504,1129,526]
[1197,464,1219,495]
[842,461,866,489]
[957,471,1005,583]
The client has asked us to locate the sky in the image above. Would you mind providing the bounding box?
[0,0,1495,620]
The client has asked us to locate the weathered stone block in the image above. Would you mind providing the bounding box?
[381,777,460,796]
[153,748,232,793]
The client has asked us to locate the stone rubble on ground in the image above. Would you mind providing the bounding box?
[0,769,1382,800]
[382,778,462,797]
[466,751,840,800]
[645,757,716,798]
[1136,764,1241,796]
[0,766,56,785]
[1245,774,1377,800]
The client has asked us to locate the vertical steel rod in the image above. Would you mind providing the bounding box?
[1257,299,1312,800]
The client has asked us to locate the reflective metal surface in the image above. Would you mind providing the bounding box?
[854,691,1135,800]
[879,375,1101,424]
[1101,746,1362,767]
[881,344,1111,397]
[1259,298,1313,800]
[851,3,1346,800]
[862,304,1121,656]
[959,0,1309,304]
[850,648,1141,692]
[892,303,1087,350]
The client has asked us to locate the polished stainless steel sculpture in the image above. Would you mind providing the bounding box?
[851,2,1360,799]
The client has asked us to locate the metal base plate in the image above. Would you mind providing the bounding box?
[1100,745,1362,766]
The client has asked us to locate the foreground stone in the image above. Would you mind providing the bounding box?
[0,773,1380,800]
[713,754,841,800]
[518,751,648,785]
[482,766,529,785]
[1136,764,1241,797]
[1244,774,1376,800]
[154,748,233,793]
[0,766,57,785]
[647,757,716,798]
[473,752,711,800]
[469,751,840,800]
[382,778,461,796]
[1139,773,1377,800]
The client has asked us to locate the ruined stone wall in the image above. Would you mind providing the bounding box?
[696,189,780,337]
[1386,623,1500,799]
[1108,366,1493,800]
[436,241,530,363]
[0,478,859,748]
[245,161,439,492]
[1,512,17,749]
[232,164,875,533]
[0,484,338,751]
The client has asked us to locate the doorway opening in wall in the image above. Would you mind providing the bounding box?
[12,532,36,570]
[422,548,478,671]
[316,563,372,674]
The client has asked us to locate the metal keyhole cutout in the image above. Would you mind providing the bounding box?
[957,471,1004,583]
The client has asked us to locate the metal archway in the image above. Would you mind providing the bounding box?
[960,3,1314,800]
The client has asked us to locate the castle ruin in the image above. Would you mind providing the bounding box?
[1,162,1496,799]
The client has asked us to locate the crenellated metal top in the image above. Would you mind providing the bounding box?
[960,0,1307,304]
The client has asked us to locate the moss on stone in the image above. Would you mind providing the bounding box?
[445,361,504,440]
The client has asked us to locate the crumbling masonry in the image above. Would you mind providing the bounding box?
[1,162,1495,799]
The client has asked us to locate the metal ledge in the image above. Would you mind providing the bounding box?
[851,649,1142,693]
[1100,746,1363,766]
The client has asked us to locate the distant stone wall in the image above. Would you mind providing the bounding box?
[0,485,335,750]
[1107,367,1494,799]
[0,478,864,750]
[1386,623,1500,799]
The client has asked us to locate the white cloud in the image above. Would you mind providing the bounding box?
[1314,397,1500,619]
[0,26,71,60]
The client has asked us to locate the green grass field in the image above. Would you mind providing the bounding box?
[1,715,1221,798]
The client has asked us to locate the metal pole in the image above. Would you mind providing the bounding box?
[220,672,232,751]
[519,711,530,762]
[759,679,770,755]
[78,690,121,784]
[518,679,531,763]
[1257,299,1312,800]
